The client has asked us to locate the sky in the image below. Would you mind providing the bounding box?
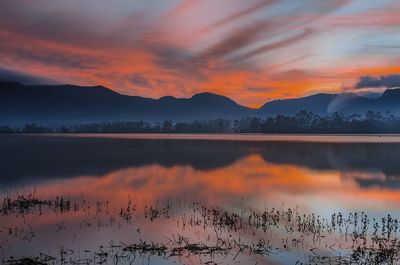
[1,0,400,107]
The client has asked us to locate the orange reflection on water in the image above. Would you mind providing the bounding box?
[19,153,400,216]
[3,145,400,265]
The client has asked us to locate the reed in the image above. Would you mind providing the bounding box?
[2,191,400,265]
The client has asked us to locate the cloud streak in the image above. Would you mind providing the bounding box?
[196,0,279,34]
[233,29,315,61]
[1,0,400,107]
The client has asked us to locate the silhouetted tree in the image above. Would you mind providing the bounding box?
[0,126,13,133]
[24,123,53,133]
[3,110,400,134]
[162,120,174,133]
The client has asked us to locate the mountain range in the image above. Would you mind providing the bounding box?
[1,81,400,125]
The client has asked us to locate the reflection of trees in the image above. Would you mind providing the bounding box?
[259,142,400,176]
[2,135,400,188]
[0,136,251,183]
[259,142,400,189]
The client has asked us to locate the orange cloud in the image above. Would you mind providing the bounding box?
[1,0,400,107]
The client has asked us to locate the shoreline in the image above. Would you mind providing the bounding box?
[6,132,400,143]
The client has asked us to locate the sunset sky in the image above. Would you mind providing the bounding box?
[1,0,400,107]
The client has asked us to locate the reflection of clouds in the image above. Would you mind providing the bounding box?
[342,170,400,190]
[13,153,400,215]
[4,152,400,264]
[5,135,400,188]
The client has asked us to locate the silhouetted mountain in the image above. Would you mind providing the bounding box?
[258,93,337,116]
[0,82,251,125]
[154,92,251,120]
[327,89,400,115]
[257,89,400,116]
[3,81,400,125]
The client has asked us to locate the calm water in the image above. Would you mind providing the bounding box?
[2,134,400,264]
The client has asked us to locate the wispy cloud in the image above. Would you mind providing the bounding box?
[233,29,315,61]
[1,0,400,107]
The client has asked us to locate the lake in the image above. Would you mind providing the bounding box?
[1,134,400,264]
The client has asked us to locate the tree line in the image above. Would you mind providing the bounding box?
[2,110,400,134]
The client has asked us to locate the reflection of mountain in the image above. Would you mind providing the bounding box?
[0,135,251,183]
[258,142,400,176]
[2,135,400,189]
[257,142,400,189]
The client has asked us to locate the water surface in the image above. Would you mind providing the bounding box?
[1,134,400,264]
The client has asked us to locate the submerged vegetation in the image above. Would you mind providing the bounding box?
[2,110,400,134]
[2,191,400,264]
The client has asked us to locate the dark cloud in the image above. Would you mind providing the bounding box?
[15,48,99,69]
[151,46,211,81]
[0,3,94,46]
[197,0,279,34]
[192,0,348,67]
[0,34,103,69]
[0,67,57,85]
[151,18,281,77]
[356,75,400,88]
[153,47,192,70]
[233,29,314,61]
[201,19,275,60]
[308,0,351,13]
[131,74,152,88]
[0,1,147,50]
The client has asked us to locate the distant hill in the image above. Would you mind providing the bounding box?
[257,93,337,116]
[258,90,400,116]
[329,89,400,115]
[0,82,252,125]
[2,81,400,125]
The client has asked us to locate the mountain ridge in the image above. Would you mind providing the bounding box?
[2,81,400,125]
